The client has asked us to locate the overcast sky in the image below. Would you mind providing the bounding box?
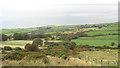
[0,0,119,29]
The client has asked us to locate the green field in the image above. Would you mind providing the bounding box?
[1,40,33,48]
[1,28,38,35]
[72,23,119,47]
[72,35,118,47]
[85,26,119,36]
[2,40,33,46]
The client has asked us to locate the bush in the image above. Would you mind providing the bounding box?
[25,53,49,64]
[14,47,22,51]
[111,42,115,46]
[32,38,43,46]
[3,52,26,60]
[61,54,68,60]
[2,50,7,54]
[25,43,39,51]
[4,46,12,51]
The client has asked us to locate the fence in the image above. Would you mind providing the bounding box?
[78,54,118,66]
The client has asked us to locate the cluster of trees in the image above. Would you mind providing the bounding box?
[13,33,29,40]
[13,33,52,40]
[1,33,52,41]
[0,34,11,41]
[58,32,88,41]
[45,41,77,50]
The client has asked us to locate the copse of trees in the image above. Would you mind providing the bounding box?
[58,32,88,41]
[13,33,29,40]
[12,33,52,40]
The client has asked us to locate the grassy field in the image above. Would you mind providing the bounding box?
[85,26,119,36]
[72,35,118,47]
[1,40,33,48]
[72,23,119,47]
[1,40,63,48]
[1,28,38,35]
[79,49,118,61]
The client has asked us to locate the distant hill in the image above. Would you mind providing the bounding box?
[1,22,118,35]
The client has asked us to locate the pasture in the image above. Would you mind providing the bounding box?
[79,49,118,61]
[1,40,33,48]
[72,35,118,47]
[1,40,63,48]
[85,26,119,36]
[1,28,38,35]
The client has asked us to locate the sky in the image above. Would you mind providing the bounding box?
[0,0,119,29]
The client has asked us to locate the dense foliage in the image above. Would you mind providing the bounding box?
[25,43,39,51]
[32,38,43,46]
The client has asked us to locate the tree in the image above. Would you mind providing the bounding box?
[32,38,43,46]
[25,43,39,51]
[13,33,22,40]
[1,34,8,41]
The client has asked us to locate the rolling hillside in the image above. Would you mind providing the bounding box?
[72,22,119,47]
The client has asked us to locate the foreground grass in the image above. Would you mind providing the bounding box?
[72,35,118,47]
[2,56,96,66]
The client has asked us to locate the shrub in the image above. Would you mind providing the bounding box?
[3,52,26,60]
[32,38,43,46]
[64,42,76,50]
[2,50,7,54]
[111,42,115,46]
[61,54,68,60]
[4,46,12,51]
[1,34,8,41]
[25,53,49,64]
[25,43,39,51]
[14,47,22,51]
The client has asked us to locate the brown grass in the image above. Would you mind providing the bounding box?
[2,56,96,66]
